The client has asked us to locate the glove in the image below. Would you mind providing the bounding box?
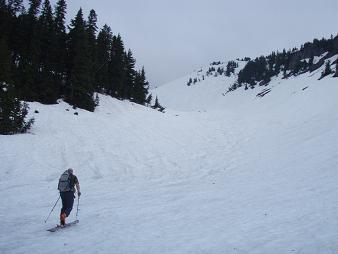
[78,192,81,197]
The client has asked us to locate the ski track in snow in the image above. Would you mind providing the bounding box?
[1,69,338,253]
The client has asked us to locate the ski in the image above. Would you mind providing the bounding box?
[47,220,79,232]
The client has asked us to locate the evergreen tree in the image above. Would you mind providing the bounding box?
[0,0,10,39]
[37,0,59,103]
[54,0,66,34]
[95,24,112,92]
[133,67,149,104]
[308,54,314,67]
[145,93,152,106]
[293,58,303,74]
[28,0,41,17]
[0,36,12,84]
[0,36,34,135]
[325,61,332,74]
[109,34,125,97]
[39,0,53,25]
[5,0,24,15]
[53,0,67,91]
[140,68,150,102]
[187,78,192,86]
[54,0,67,33]
[334,61,338,77]
[124,49,136,100]
[225,61,238,76]
[238,57,267,87]
[0,85,34,135]
[320,60,332,79]
[66,8,95,111]
[86,9,98,89]
[86,9,98,33]
[15,0,42,101]
[152,96,165,112]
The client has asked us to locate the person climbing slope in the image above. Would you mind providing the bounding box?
[58,168,81,225]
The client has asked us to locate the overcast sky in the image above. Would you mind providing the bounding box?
[45,0,338,86]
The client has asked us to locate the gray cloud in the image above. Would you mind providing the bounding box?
[46,0,338,86]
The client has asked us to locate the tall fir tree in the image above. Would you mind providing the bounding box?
[0,1,22,80]
[145,93,152,106]
[28,0,41,17]
[133,67,149,104]
[54,0,66,34]
[0,1,12,45]
[53,0,67,92]
[320,60,332,79]
[15,0,42,101]
[308,54,314,67]
[66,8,95,111]
[109,34,125,97]
[95,24,112,92]
[86,9,98,89]
[37,0,59,103]
[0,36,12,84]
[124,49,136,100]
[152,96,165,112]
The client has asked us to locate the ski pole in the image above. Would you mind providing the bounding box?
[76,196,80,220]
[44,195,60,223]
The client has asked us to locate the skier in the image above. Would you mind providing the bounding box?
[58,168,81,225]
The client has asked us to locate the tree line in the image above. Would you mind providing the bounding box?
[0,0,159,134]
[229,35,338,91]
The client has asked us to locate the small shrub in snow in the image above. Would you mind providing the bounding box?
[152,96,165,113]
[187,78,192,86]
[333,61,338,77]
[319,61,333,79]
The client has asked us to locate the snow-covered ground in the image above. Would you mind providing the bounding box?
[1,66,338,253]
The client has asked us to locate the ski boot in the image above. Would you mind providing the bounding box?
[60,213,66,226]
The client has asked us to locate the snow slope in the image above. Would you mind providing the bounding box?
[1,64,338,253]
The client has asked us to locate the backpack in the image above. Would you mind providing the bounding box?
[58,170,72,192]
